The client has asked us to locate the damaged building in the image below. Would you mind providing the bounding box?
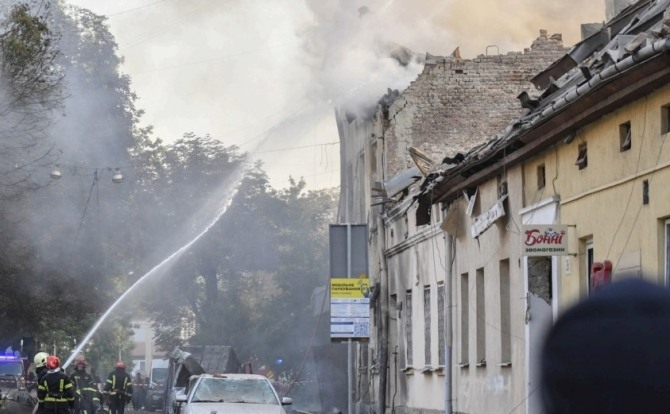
[335,0,670,413]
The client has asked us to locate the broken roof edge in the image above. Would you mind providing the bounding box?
[384,166,422,199]
[422,36,670,207]
[533,37,670,127]
[531,0,660,90]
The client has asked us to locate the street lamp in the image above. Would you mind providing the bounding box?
[112,168,124,184]
[50,164,62,179]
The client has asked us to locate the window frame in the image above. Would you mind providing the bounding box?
[619,121,632,152]
[585,239,594,295]
[405,290,413,367]
[423,285,432,366]
[575,143,588,169]
[662,103,670,135]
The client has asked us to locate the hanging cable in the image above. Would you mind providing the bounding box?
[70,170,99,265]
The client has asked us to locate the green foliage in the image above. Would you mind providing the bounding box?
[0,1,62,104]
[0,2,339,383]
[0,1,135,365]
[136,136,338,374]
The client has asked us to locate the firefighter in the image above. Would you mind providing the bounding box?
[70,359,99,414]
[78,384,102,414]
[104,361,133,414]
[37,356,75,414]
[30,351,50,414]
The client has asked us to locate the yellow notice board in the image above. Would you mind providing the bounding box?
[331,277,371,299]
[330,276,370,339]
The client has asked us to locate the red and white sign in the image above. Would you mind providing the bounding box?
[521,225,569,256]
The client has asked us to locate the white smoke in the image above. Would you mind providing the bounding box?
[65,0,605,188]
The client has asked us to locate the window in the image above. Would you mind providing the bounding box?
[585,239,594,295]
[662,104,670,135]
[437,284,445,366]
[405,290,413,366]
[465,188,480,217]
[499,260,511,366]
[537,164,546,190]
[665,220,670,287]
[643,180,649,205]
[460,273,469,366]
[424,286,431,366]
[476,268,486,367]
[575,143,588,169]
[497,177,508,197]
[619,121,631,152]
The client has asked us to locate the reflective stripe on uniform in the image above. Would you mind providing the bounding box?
[43,378,74,402]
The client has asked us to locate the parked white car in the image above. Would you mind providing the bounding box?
[174,373,292,414]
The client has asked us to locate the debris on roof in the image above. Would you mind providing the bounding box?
[417,0,670,209]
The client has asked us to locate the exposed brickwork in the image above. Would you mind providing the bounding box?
[383,30,568,178]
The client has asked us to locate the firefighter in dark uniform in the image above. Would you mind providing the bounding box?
[37,356,75,414]
[31,352,50,414]
[70,359,100,414]
[104,361,133,414]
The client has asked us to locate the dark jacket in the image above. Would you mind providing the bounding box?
[37,368,75,413]
[70,369,94,393]
[104,368,133,401]
[33,366,48,413]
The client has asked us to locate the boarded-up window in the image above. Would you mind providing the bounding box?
[476,268,486,366]
[460,273,469,365]
[437,284,446,366]
[405,290,413,366]
[424,285,432,366]
[500,260,511,366]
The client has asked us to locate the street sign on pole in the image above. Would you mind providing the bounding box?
[330,223,369,414]
[329,224,369,341]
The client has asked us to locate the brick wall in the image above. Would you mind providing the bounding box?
[383,30,568,178]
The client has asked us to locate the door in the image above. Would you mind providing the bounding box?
[520,195,560,414]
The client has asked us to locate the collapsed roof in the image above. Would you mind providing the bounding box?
[414,0,670,224]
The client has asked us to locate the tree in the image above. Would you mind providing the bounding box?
[0,0,63,199]
[0,1,139,362]
[136,135,338,378]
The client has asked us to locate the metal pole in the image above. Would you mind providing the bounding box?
[347,224,353,414]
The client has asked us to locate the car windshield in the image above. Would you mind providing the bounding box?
[0,360,23,376]
[191,377,279,405]
[152,368,167,385]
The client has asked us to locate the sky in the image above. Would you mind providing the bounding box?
[64,0,606,190]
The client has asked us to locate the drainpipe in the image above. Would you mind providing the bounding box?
[445,233,453,414]
[377,213,389,414]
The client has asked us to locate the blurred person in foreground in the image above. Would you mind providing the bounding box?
[541,277,670,414]
[37,356,75,414]
[104,361,133,414]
